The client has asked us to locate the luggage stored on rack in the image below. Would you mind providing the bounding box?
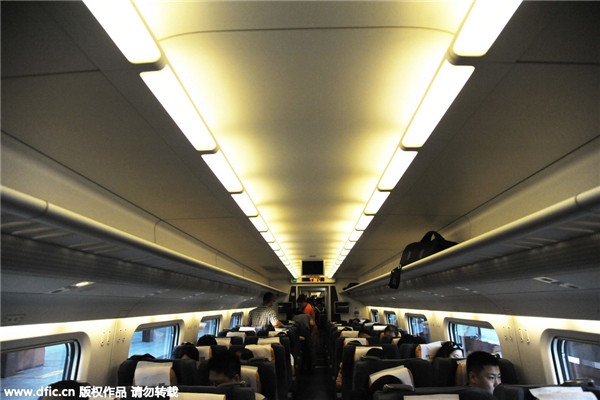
[400,231,457,267]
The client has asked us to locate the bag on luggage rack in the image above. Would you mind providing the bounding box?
[400,231,457,267]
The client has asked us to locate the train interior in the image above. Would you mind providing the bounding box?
[1,1,600,400]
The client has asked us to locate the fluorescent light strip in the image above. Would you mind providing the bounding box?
[365,190,390,215]
[83,0,161,64]
[349,230,363,242]
[344,240,356,251]
[356,214,374,231]
[378,149,418,191]
[401,60,474,149]
[231,192,258,217]
[141,66,217,151]
[201,151,243,193]
[261,231,275,243]
[249,216,268,232]
[453,0,523,57]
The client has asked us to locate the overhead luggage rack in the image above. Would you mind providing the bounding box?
[343,186,600,318]
[1,186,282,296]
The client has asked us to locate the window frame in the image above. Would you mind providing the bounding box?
[198,315,222,339]
[1,340,81,391]
[384,311,398,326]
[446,318,501,356]
[129,322,181,359]
[229,312,244,329]
[551,336,600,384]
[370,309,380,323]
[406,313,428,337]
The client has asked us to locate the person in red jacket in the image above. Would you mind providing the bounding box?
[297,294,316,333]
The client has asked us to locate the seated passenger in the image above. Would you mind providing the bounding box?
[467,351,501,395]
[236,348,255,362]
[197,334,218,346]
[173,342,200,367]
[382,325,398,338]
[208,350,265,400]
[358,329,371,339]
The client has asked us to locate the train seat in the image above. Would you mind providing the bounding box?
[240,365,261,394]
[415,342,443,361]
[372,386,496,400]
[178,385,256,400]
[352,358,433,399]
[432,357,458,387]
[117,357,197,386]
[341,344,401,400]
[398,344,419,359]
[242,359,278,400]
[494,384,600,400]
[196,345,228,362]
[216,337,244,347]
[231,343,288,400]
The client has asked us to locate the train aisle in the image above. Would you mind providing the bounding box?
[294,331,335,400]
[294,361,335,400]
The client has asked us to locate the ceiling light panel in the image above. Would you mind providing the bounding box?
[84,0,161,64]
[141,66,217,151]
[453,0,523,57]
[132,2,473,276]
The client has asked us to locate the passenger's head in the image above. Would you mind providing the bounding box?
[207,350,241,386]
[297,294,307,306]
[467,351,501,394]
[196,334,217,346]
[235,348,254,361]
[173,343,199,361]
[358,329,370,338]
[263,292,275,306]
[383,325,398,337]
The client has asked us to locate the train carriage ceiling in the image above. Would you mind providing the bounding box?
[1,1,599,322]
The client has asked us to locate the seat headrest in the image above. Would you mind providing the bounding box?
[529,386,595,400]
[369,365,414,390]
[344,338,368,346]
[341,331,360,338]
[226,331,246,338]
[215,338,232,347]
[354,346,383,361]
[257,337,280,345]
[241,365,261,393]
[134,361,173,387]
[416,341,443,360]
[196,346,212,362]
[245,344,274,361]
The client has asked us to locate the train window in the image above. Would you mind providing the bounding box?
[448,320,501,356]
[552,338,600,383]
[371,309,380,323]
[198,315,221,339]
[229,312,243,329]
[384,311,398,326]
[128,325,178,359]
[407,314,431,342]
[1,341,80,400]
